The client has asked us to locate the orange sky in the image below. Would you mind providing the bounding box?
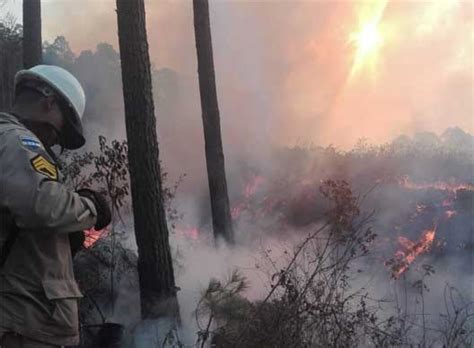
[4,0,472,149]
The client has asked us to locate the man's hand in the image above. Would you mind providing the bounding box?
[77,189,112,230]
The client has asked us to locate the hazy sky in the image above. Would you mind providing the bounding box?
[3,0,472,148]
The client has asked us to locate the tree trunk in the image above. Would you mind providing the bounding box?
[193,0,234,244]
[22,0,42,68]
[0,24,22,110]
[115,0,178,320]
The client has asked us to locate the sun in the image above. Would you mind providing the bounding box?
[352,22,382,59]
[349,0,388,79]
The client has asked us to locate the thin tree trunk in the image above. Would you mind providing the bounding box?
[0,21,23,110]
[23,0,42,68]
[193,0,234,244]
[116,0,178,320]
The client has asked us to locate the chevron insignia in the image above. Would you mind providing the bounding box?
[30,155,58,181]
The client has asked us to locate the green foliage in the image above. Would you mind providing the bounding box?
[195,270,250,348]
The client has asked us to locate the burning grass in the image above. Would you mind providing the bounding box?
[192,180,473,347]
[387,228,436,279]
[60,131,473,347]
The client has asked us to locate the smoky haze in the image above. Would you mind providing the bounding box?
[6,0,472,150]
[2,1,473,344]
[11,0,468,228]
[4,0,472,241]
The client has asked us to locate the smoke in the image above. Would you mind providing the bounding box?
[34,1,474,232]
[6,0,471,150]
[3,0,473,345]
[7,0,469,196]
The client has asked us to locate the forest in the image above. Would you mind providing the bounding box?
[0,1,472,347]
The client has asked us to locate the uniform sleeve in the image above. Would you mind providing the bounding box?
[0,127,97,233]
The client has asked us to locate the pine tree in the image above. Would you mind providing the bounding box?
[193,0,234,244]
[22,0,42,68]
[116,0,179,319]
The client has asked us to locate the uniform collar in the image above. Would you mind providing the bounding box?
[0,112,23,126]
[0,112,60,164]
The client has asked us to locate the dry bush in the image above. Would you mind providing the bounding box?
[60,136,183,347]
[437,285,474,347]
[195,180,402,347]
[195,180,473,347]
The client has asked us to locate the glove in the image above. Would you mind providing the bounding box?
[77,189,112,230]
[69,231,85,257]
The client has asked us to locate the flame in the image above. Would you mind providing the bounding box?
[84,227,109,248]
[175,226,200,240]
[390,228,436,278]
[231,174,266,220]
[244,175,265,199]
[231,202,247,220]
[397,176,469,224]
[398,176,472,193]
[183,227,199,240]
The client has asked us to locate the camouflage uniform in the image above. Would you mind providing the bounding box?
[0,112,97,347]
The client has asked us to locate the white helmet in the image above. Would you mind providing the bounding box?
[14,65,86,149]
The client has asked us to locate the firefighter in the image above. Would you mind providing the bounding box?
[0,65,111,347]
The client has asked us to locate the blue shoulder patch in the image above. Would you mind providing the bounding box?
[20,135,43,151]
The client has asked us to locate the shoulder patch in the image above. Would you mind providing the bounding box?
[30,155,58,181]
[20,135,43,152]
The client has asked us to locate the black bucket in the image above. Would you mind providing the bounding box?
[94,323,124,348]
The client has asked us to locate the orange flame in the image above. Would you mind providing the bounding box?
[398,176,472,193]
[83,227,109,248]
[390,228,436,278]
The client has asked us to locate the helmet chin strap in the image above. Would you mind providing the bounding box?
[46,146,61,164]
